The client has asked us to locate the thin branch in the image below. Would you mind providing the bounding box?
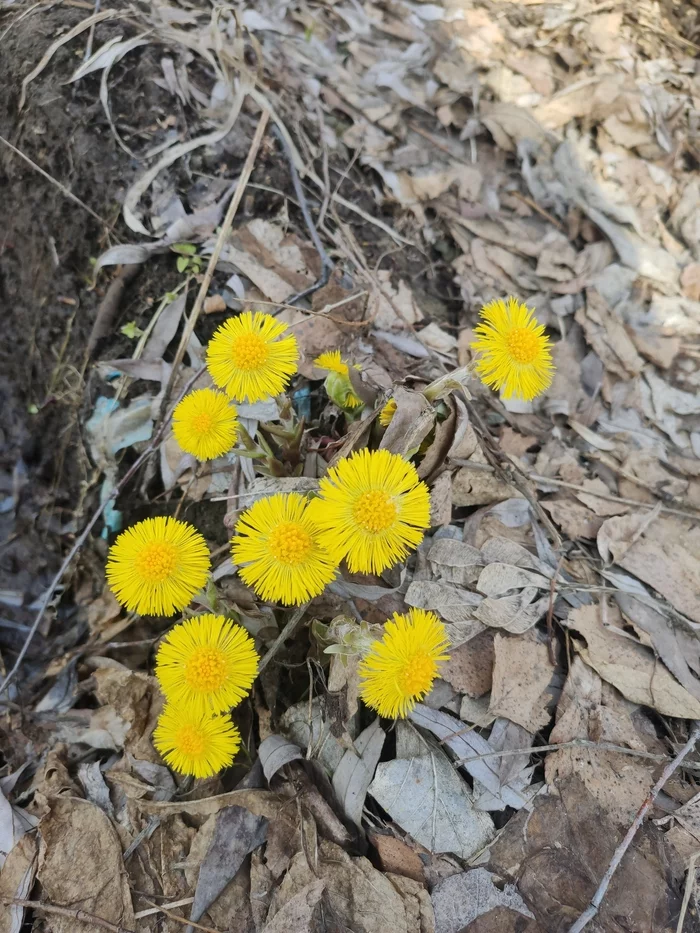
[568,722,700,933]
[140,898,222,933]
[162,106,270,411]
[454,738,695,769]
[0,365,206,701]
[258,601,310,674]
[0,134,112,230]
[272,124,334,305]
[8,900,135,933]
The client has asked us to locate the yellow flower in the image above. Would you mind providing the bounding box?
[153,705,240,778]
[106,517,210,617]
[307,449,430,575]
[378,398,396,427]
[470,296,554,401]
[359,609,450,718]
[314,350,349,376]
[155,614,259,717]
[206,311,299,403]
[314,350,363,410]
[232,492,338,605]
[172,388,239,461]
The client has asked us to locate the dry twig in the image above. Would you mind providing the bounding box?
[8,900,135,933]
[568,722,700,933]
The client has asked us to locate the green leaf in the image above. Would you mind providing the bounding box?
[120,321,144,339]
[176,256,189,273]
[171,242,197,256]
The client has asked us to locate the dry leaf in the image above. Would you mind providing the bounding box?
[476,563,550,597]
[441,631,495,697]
[405,580,483,625]
[431,869,534,933]
[369,749,495,860]
[563,603,700,718]
[332,718,385,827]
[542,499,605,539]
[37,797,135,933]
[267,838,433,933]
[597,513,700,624]
[546,657,653,826]
[0,833,37,933]
[452,464,520,507]
[475,589,549,634]
[380,386,435,458]
[427,539,483,586]
[575,288,644,378]
[489,635,554,732]
[262,880,325,933]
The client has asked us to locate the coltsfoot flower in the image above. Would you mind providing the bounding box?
[232,492,338,605]
[106,517,210,616]
[471,296,554,401]
[153,705,240,778]
[359,609,450,718]
[314,350,363,410]
[155,614,259,717]
[172,388,239,461]
[206,311,298,403]
[307,449,430,575]
[378,398,396,426]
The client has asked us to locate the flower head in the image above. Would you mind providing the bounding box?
[359,609,450,718]
[173,388,239,461]
[206,311,299,403]
[155,614,259,717]
[153,706,240,778]
[378,398,396,427]
[307,449,430,575]
[470,297,554,401]
[314,351,363,410]
[232,492,338,605]
[106,517,210,616]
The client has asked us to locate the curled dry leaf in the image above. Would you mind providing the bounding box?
[563,603,700,718]
[380,386,435,458]
[475,588,549,634]
[0,834,37,933]
[598,513,700,624]
[332,717,385,827]
[405,580,483,625]
[476,563,550,598]
[428,539,484,586]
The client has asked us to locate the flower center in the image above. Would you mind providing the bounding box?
[398,654,434,697]
[268,521,313,565]
[191,412,214,435]
[353,490,397,534]
[184,647,227,692]
[230,332,269,371]
[176,725,206,757]
[506,327,540,364]
[136,541,178,583]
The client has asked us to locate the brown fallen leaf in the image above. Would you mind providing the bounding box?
[94,668,163,761]
[431,869,534,933]
[380,386,435,458]
[0,833,37,933]
[441,631,495,698]
[488,775,681,933]
[489,635,554,732]
[261,880,325,933]
[428,539,483,586]
[370,831,426,885]
[542,498,605,539]
[546,656,653,827]
[562,603,700,718]
[37,797,135,933]
[460,907,543,933]
[266,838,434,933]
[576,288,644,379]
[597,512,700,624]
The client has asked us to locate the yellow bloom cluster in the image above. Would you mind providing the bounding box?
[152,613,259,778]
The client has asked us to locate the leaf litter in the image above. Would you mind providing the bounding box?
[5,0,700,931]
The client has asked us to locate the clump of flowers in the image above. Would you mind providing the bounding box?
[307,448,431,575]
[153,705,241,779]
[206,310,299,403]
[155,614,259,717]
[172,387,239,461]
[232,492,339,605]
[314,351,363,411]
[471,296,553,401]
[358,608,450,718]
[106,517,210,616]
